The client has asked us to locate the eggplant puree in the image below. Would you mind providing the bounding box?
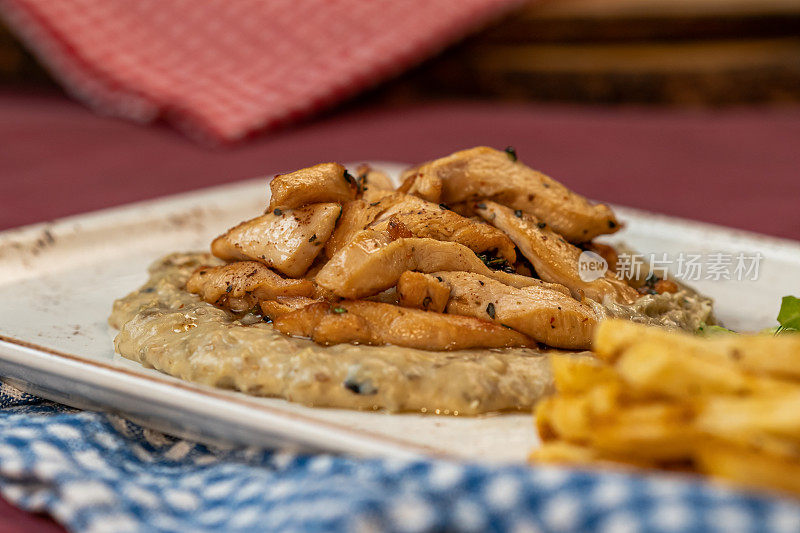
[110,253,555,414]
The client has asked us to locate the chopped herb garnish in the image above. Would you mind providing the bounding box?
[369,201,380,207]
[514,209,523,218]
[308,234,317,243]
[225,285,233,293]
[486,302,496,319]
[537,222,547,229]
[504,146,517,162]
[477,251,512,272]
[435,276,443,282]
[356,172,367,192]
[336,205,343,223]
[422,296,432,308]
[439,203,450,211]
[476,203,487,210]
[273,208,283,216]
[698,323,735,336]
[332,306,347,314]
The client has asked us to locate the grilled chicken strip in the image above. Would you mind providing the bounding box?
[268,162,357,211]
[211,203,340,278]
[404,146,620,242]
[260,296,320,321]
[273,300,534,350]
[476,201,638,304]
[371,194,517,263]
[186,262,313,313]
[396,271,450,313]
[326,193,516,262]
[433,271,599,350]
[315,231,569,299]
[356,164,394,194]
[396,169,442,203]
[324,199,385,259]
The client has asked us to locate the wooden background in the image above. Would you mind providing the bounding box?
[2,0,799,106]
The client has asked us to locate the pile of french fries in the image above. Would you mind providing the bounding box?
[532,319,800,496]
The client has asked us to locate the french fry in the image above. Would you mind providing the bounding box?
[592,319,645,363]
[541,394,595,442]
[596,319,800,381]
[531,441,660,470]
[614,341,778,398]
[711,335,800,381]
[536,382,626,441]
[695,441,800,497]
[588,403,697,462]
[550,353,618,394]
[695,392,800,442]
[534,396,558,442]
[535,319,800,498]
[530,441,600,464]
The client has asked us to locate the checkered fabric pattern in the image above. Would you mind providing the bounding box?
[0,0,522,143]
[2,381,800,532]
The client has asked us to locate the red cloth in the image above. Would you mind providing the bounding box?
[0,0,520,143]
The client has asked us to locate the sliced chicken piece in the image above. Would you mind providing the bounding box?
[433,271,599,350]
[396,271,450,313]
[361,186,398,204]
[186,262,313,313]
[268,162,357,210]
[324,199,385,259]
[371,194,517,263]
[273,300,533,350]
[476,201,638,304]
[407,146,620,242]
[325,192,515,263]
[356,164,395,193]
[211,203,340,277]
[260,296,320,320]
[397,169,442,203]
[315,232,569,299]
[447,202,479,219]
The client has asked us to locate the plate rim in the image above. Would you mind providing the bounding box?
[2,165,800,459]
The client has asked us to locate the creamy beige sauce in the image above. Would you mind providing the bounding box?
[110,253,714,415]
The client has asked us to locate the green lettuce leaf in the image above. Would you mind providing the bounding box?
[776,295,800,333]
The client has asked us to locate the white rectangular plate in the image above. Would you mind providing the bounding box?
[2,163,799,462]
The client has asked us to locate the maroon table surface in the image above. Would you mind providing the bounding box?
[1,90,800,532]
[2,90,800,240]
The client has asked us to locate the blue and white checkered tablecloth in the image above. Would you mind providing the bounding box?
[2,380,800,533]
